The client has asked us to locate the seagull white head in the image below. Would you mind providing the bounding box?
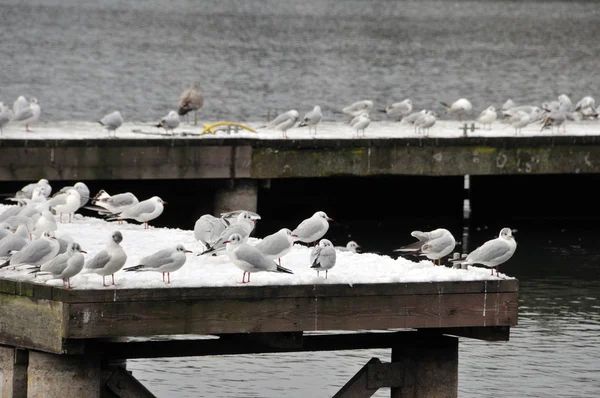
[499,228,514,240]
[315,211,333,222]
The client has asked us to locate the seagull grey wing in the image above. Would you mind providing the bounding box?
[140,249,173,269]
[235,245,275,271]
[85,250,111,270]
[12,108,33,122]
[314,247,336,268]
[310,246,323,265]
[11,240,53,265]
[0,235,27,257]
[41,253,68,274]
[467,240,511,264]
[54,186,74,197]
[48,194,67,208]
[106,193,138,208]
[269,111,294,126]
[101,112,123,128]
[394,240,424,252]
[255,234,288,257]
[293,218,321,239]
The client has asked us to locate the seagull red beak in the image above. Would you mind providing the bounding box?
[162,201,168,204]
[223,240,230,244]
[327,218,334,221]
[80,250,88,254]
[292,234,298,237]
[185,250,193,253]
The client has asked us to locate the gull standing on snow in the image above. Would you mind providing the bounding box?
[254,228,297,265]
[198,211,256,255]
[124,244,192,284]
[53,182,90,209]
[350,113,370,137]
[155,110,180,135]
[414,110,436,136]
[178,82,204,125]
[194,214,229,250]
[394,228,456,265]
[83,231,127,287]
[99,111,124,138]
[31,242,86,289]
[12,179,52,201]
[32,210,58,238]
[0,224,30,257]
[298,106,323,136]
[451,227,516,276]
[477,106,497,130]
[224,233,293,284]
[574,96,597,118]
[48,189,81,223]
[335,241,360,253]
[108,196,166,229]
[262,109,299,139]
[0,230,59,270]
[87,190,139,220]
[12,98,41,132]
[291,211,332,246]
[440,98,472,121]
[379,99,413,121]
[342,100,373,117]
[310,239,336,279]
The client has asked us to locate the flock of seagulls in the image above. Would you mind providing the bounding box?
[0,178,517,288]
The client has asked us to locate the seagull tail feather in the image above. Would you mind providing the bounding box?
[276,264,294,274]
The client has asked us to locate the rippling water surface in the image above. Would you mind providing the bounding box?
[2,0,600,396]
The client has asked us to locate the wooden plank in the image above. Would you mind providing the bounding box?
[103,367,157,398]
[0,279,520,303]
[66,292,517,338]
[0,294,65,354]
[332,357,381,398]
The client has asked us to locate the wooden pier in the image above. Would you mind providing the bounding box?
[0,278,518,397]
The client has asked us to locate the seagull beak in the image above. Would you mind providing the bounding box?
[223,240,230,244]
[291,234,298,237]
[327,218,334,221]
[162,201,168,204]
[185,250,193,253]
[80,250,88,254]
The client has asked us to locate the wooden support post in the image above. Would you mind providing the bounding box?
[0,345,28,398]
[333,357,382,398]
[213,179,258,214]
[390,334,458,398]
[27,351,101,398]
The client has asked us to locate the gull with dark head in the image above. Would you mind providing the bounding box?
[83,231,127,287]
[31,242,86,289]
[298,105,323,136]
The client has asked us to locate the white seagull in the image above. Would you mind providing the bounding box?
[380,99,413,121]
[87,190,139,220]
[440,98,472,121]
[12,98,41,132]
[350,113,370,137]
[31,242,87,289]
[83,231,127,287]
[414,110,436,136]
[48,189,81,223]
[394,228,456,265]
[53,182,90,209]
[99,111,124,138]
[450,227,517,276]
[194,214,229,250]
[124,244,192,284]
[0,230,59,270]
[477,106,497,130]
[262,109,299,139]
[198,211,256,255]
[291,211,332,246]
[155,110,180,135]
[107,196,166,229]
[254,228,297,265]
[0,224,30,257]
[298,105,323,136]
[342,100,373,117]
[224,233,293,284]
[310,239,337,279]
[335,241,360,253]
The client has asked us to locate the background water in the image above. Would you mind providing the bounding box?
[2,0,600,397]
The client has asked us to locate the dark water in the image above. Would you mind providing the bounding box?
[2,0,600,396]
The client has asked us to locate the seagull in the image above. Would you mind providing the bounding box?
[124,244,192,284]
[87,190,139,221]
[198,211,256,255]
[342,100,373,117]
[414,110,436,136]
[12,98,41,132]
[440,98,472,121]
[31,242,86,289]
[12,96,28,115]
[574,96,597,118]
[12,179,52,201]
[254,228,297,265]
[335,241,360,253]
[310,239,336,279]
[401,109,426,125]
[450,227,516,276]
[350,113,370,137]
[501,99,516,112]
[0,222,13,240]
[224,233,293,284]
[261,109,299,139]
[291,211,332,246]
[155,110,180,135]
[99,111,124,138]
[477,106,497,130]
[107,196,166,229]
[178,82,204,125]
[298,105,323,136]
[194,214,229,250]
[82,231,127,287]
[380,99,413,121]
[0,103,12,134]
[0,230,59,270]
[507,110,531,135]
[53,182,90,209]
[541,110,567,134]
[32,210,58,238]
[48,189,81,223]
[0,224,30,257]
[394,228,456,265]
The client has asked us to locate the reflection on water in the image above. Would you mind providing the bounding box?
[129,227,600,398]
